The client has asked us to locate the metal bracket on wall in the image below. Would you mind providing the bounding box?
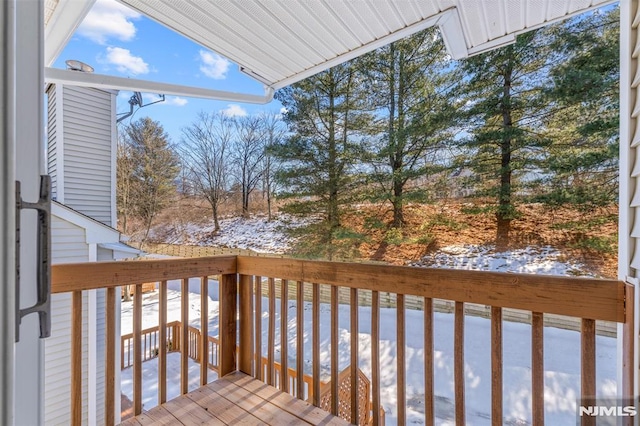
[15,175,51,342]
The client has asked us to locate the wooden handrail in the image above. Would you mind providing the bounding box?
[49,255,633,426]
[51,256,236,293]
[236,256,624,322]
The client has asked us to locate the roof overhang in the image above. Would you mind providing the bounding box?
[52,202,120,244]
[44,0,616,100]
[98,242,142,256]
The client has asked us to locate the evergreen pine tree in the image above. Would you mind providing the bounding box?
[274,61,373,259]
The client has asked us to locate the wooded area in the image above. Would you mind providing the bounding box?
[117,7,619,258]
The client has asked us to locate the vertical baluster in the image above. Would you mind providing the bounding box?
[350,288,359,425]
[312,283,320,406]
[424,297,434,426]
[158,280,167,404]
[397,294,406,426]
[281,279,289,393]
[105,288,115,426]
[133,284,143,415]
[71,291,82,426]
[200,276,209,386]
[581,319,596,426]
[239,274,253,375]
[180,278,189,395]
[330,285,339,416]
[255,276,263,381]
[296,281,304,399]
[372,291,381,426]
[454,301,465,426]
[532,312,544,426]
[143,326,147,361]
[268,278,276,386]
[491,307,502,426]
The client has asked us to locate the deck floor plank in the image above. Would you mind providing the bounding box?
[186,385,266,425]
[134,406,182,425]
[122,372,348,426]
[162,394,224,425]
[223,372,346,426]
[206,378,311,425]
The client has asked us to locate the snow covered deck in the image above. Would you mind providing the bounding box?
[50,255,634,426]
[119,371,347,426]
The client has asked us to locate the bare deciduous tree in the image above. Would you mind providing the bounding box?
[181,112,232,232]
[260,112,285,221]
[233,116,266,218]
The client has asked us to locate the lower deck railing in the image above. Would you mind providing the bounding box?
[51,255,634,426]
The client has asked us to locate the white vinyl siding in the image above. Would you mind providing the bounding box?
[47,85,58,200]
[45,216,110,425]
[61,86,113,226]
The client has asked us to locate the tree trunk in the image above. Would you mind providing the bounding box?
[211,202,220,233]
[123,285,131,302]
[392,182,404,227]
[496,59,514,251]
[327,76,340,232]
[266,190,272,221]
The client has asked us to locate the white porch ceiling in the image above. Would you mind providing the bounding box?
[45,0,615,91]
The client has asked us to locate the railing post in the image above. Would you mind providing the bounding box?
[239,274,254,375]
[219,273,238,376]
[71,291,82,426]
[623,282,635,426]
[105,288,116,426]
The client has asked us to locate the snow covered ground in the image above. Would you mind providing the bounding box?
[121,275,616,425]
[149,214,313,253]
[124,220,613,425]
[410,244,593,277]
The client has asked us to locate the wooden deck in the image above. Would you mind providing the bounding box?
[119,372,349,426]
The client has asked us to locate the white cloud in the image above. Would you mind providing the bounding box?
[221,104,248,117]
[279,107,288,114]
[77,0,141,45]
[165,96,188,107]
[198,50,230,79]
[104,47,149,75]
[142,94,188,107]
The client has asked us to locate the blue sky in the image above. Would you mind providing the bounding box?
[54,0,284,143]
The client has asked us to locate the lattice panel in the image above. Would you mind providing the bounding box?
[319,367,373,426]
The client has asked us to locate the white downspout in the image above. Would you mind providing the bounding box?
[45,68,275,104]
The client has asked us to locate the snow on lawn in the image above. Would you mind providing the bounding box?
[121,354,218,410]
[122,278,616,426]
[150,214,312,253]
[411,244,594,277]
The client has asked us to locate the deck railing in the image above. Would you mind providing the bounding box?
[51,255,635,426]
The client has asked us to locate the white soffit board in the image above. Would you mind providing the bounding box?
[44,0,616,93]
[112,0,616,90]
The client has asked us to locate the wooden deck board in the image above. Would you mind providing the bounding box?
[122,372,349,426]
[223,372,346,426]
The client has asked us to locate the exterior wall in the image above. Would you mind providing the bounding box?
[45,216,109,425]
[46,84,60,200]
[60,85,114,226]
[97,247,114,261]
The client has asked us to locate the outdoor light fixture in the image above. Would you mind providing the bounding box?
[65,59,94,73]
